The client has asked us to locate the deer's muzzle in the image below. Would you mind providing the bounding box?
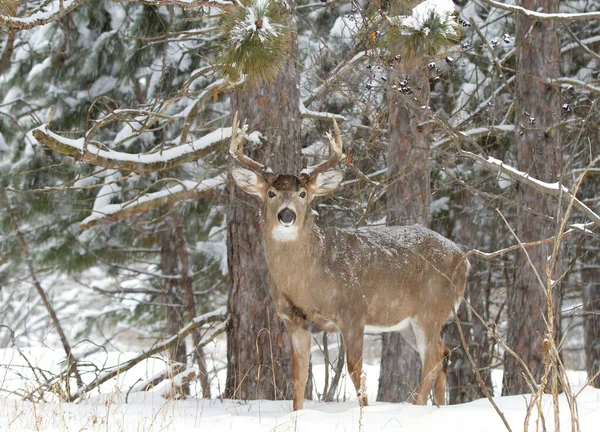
[278,208,296,226]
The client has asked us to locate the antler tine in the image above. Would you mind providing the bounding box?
[304,116,343,180]
[229,111,269,176]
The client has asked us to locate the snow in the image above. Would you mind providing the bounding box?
[89,76,119,98]
[392,0,458,39]
[330,14,362,40]
[0,131,7,151]
[231,6,279,49]
[1,345,599,432]
[487,156,564,191]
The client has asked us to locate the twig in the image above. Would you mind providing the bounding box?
[67,307,228,401]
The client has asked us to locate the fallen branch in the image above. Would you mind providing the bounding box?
[32,125,232,174]
[68,306,228,402]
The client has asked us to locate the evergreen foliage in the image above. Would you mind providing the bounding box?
[216,0,292,83]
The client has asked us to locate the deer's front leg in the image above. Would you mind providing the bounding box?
[290,326,311,411]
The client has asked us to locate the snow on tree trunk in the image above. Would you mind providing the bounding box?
[502,0,562,396]
[225,0,305,401]
[377,56,429,403]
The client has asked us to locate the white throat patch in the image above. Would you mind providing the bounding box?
[272,225,298,242]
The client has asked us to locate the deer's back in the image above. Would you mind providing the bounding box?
[323,225,469,327]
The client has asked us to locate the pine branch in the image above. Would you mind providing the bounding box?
[1,188,84,398]
[0,0,84,30]
[481,0,600,21]
[80,176,223,229]
[32,125,232,173]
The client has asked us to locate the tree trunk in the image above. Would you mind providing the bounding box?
[378,60,429,403]
[225,0,306,401]
[160,221,188,396]
[444,191,492,403]
[502,0,562,396]
[583,252,600,388]
[173,215,211,398]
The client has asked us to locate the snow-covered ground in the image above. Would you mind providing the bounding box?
[1,345,600,431]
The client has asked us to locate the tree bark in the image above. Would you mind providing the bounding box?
[378,58,429,402]
[160,220,189,396]
[502,0,562,396]
[583,253,600,388]
[173,215,211,397]
[224,0,305,402]
[444,191,492,404]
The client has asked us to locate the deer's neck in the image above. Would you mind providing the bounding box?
[262,221,325,291]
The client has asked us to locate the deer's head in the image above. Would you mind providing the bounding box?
[230,113,344,242]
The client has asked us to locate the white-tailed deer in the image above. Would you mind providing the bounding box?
[230,114,469,410]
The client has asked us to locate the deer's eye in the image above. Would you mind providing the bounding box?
[268,191,276,198]
[300,191,306,198]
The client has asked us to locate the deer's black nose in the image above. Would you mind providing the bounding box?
[278,208,296,226]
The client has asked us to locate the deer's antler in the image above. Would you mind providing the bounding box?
[229,111,275,181]
[300,116,343,184]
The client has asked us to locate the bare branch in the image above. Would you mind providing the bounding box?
[457,150,600,227]
[68,307,228,402]
[115,0,234,11]
[303,50,368,107]
[0,0,84,30]
[32,125,231,173]
[300,101,346,123]
[481,0,600,21]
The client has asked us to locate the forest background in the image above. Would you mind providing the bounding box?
[1,0,600,429]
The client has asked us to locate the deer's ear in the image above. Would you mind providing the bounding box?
[232,167,268,199]
[308,169,344,198]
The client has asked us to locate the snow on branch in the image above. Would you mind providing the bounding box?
[115,0,235,11]
[481,0,600,21]
[458,150,600,227]
[552,77,600,95]
[68,307,229,402]
[433,125,515,149]
[80,176,224,229]
[32,125,232,173]
[0,0,84,30]
[300,101,346,123]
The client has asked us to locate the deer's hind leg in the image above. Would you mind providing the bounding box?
[342,324,367,406]
[433,344,450,405]
[412,321,446,405]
